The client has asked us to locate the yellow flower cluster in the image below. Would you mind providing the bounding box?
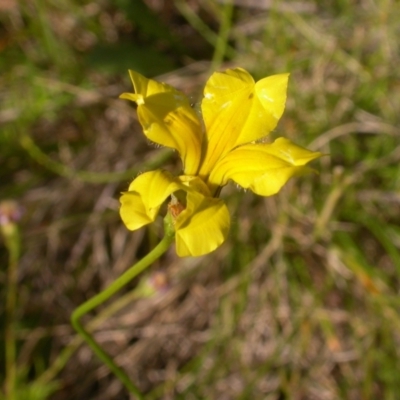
[120,68,321,257]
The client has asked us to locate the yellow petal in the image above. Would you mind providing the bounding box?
[255,73,289,120]
[120,170,181,230]
[198,68,289,178]
[120,70,174,101]
[178,175,212,197]
[198,68,254,177]
[174,191,230,257]
[236,73,289,145]
[137,93,203,175]
[120,191,154,230]
[209,138,322,196]
[120,70,203,175]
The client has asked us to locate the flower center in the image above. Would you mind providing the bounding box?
[168,194,185,221]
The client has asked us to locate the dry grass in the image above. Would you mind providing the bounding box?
[1,0,400,399]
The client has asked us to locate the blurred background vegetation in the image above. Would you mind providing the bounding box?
[1,0,400,399]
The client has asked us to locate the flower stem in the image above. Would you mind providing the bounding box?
[71,227,175,398]
[2,223,20,400]
[39,286,141,386]
[19,133,171,183]
[211,0,234,71]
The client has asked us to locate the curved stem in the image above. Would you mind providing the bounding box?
[39,287,140,386]
[19,134,171,184]
[3,223,20,400]
[71,230,175,398]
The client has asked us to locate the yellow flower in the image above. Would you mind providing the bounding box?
[120,68,321,257]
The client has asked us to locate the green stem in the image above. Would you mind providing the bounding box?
[19,134,172,184]
[3,223,20,400]
[211,0,234,71]
[71,227,175,398]
[174,0,235,60]
[38,287,140,386]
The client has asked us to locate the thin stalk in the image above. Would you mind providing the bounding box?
[3,223,20,400]
[38,277,146,385]
[71,229,175,398]
[174,0,235,59]
[19,134,171,184]
[211,0,234,72]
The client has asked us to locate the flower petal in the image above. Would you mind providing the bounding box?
[174,191,230,257]
[120,170,181,230]
[120,191,154,231]
[121,70,172,100]
[120,70,203,175]
[209,138,322,196]
[178,175,212,197]
[237,73,289,144]
[198,68,289,177]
